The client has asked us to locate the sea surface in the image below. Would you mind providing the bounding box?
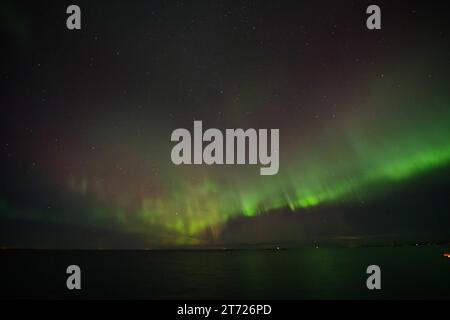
[1,245,449,299]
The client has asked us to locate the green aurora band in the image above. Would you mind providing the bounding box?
[61,75,450,243]
[2,66,450,245]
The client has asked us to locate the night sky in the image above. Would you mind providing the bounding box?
[1,0,450,248]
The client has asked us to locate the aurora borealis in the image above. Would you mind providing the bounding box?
[1,0,450,248]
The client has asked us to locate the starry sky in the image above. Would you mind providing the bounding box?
[1,0,450,248]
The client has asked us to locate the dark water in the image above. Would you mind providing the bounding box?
[1,246,449,299]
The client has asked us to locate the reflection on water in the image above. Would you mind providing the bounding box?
[1,245,449,299]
